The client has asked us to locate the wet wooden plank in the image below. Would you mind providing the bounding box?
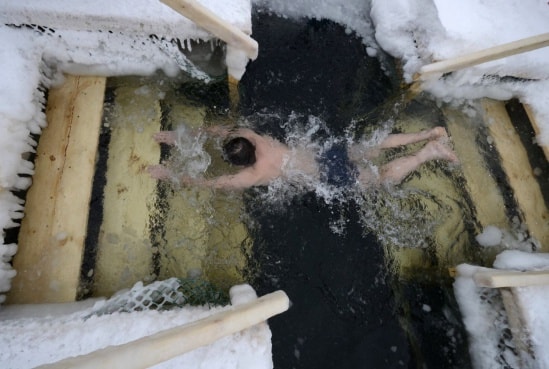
[482,99,549,249]
[154,103,250,290]
[444,107,509,230]
[92,86,161,297]
[8,75,106,303]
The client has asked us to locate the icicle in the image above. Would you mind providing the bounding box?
[18,159,34,176]
[0,244,17,262]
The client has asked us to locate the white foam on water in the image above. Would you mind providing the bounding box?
[153,124,213,188]
[172,124,212,178]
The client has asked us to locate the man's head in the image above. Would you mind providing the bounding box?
[222,137,256,166]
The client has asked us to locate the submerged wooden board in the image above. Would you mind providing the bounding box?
[8,75,106,303]
[92,86,161,297]
[443,107,509,229]
[482,99,549,249]
[89,77,251,298]
[154,102,250,290]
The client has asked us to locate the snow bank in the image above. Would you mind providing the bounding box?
[453,263,519,369]
[371,0,549,81]
[0,0,251,302]
[493,251,549,368]
[0,283,273,369]
[455,252,549,369]
[371,0,549,145]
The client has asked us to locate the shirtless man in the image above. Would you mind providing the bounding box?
[147,125,459,190]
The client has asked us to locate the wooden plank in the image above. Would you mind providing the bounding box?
[156,104,210,283]
[482,99,549,249]
[160,0,258,60]
[36,290,289,369]
[474,269,549,288]
[155,102,250,290]
[443,107,509,229]
[92,86,161,297]
[8,75,106,303]
[418,32,549,80]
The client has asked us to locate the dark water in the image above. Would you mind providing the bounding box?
[238,12,420,369]
[245,195,411,368]
[239,11,398,139]
[235,11,476,369]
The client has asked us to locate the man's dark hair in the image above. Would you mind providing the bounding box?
[222,137,256,166]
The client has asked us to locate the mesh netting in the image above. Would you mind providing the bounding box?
[89,277,229,316]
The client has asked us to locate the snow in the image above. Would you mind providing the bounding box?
[1,0,549,367]
[475,226,504,247]
[475,224,539,251]
[493,250,549,368]
[0,283,273,369]
[454,252,549,368]
[371,0,549,143]
[453,264,516,369]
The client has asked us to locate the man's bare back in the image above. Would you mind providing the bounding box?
[149,127,296,190]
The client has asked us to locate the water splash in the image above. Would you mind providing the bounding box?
[163,112,463,244]
[168,124,212,179]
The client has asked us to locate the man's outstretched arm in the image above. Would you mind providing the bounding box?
[147,165,262,190]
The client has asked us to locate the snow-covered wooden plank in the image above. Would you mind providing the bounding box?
[1,0,252,41]
[418,32,549,80]
[8,76,106,304]
[35,290,290,369]
[474,269,549,288]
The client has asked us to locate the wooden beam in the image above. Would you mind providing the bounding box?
[160,0,258,60]
[8,76,106,303]
[418,32,549,80]
[474,269,549,288]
